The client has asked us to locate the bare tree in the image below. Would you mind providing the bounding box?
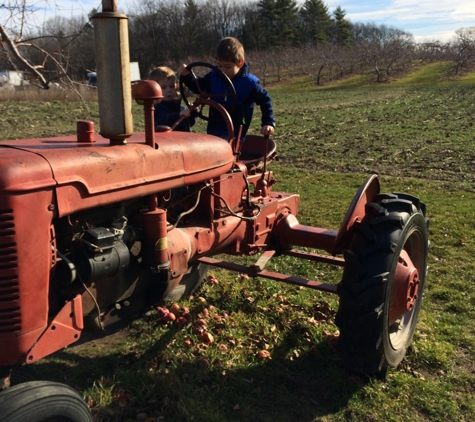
[1,1,92,88]
[354,24,414,82]
[246,49,269,85]
[204,0,244,39]
[415,41,446,63]
[3,0,471,93]
[306,45,331,85]
[451,27,475,75]
[127,0,169,73]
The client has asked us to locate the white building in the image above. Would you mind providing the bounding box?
[0,70,26,86]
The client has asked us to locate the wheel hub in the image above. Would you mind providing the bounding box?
[389,249,419,325]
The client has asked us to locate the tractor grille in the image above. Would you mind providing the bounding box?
[0,209,21,333]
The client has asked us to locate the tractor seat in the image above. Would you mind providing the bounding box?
[238,135,277,170]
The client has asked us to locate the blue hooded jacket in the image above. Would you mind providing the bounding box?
[154,98,198,132]
[182,63,275,140]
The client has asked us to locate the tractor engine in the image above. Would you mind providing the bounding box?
[72,226,131,283]
[0,126,239,366]
[0,124,308,368]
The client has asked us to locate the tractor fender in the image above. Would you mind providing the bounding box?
[332,174,380,255]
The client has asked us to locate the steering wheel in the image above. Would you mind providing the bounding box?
[179,62,237,123]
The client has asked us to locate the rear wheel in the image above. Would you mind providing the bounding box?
[335,193,429,378]
[0,380,93,422]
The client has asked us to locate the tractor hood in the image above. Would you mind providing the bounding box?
[0,131,235,216]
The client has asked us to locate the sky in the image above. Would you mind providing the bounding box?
[1,0,474,42]
[327,0,475,42]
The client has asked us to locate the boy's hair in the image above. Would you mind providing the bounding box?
[215,37,245,65]
[149,66,175,82]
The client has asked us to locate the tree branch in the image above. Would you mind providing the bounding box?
[0,23,49,88]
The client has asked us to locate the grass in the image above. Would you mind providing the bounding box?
[0,83,98,103]
[268,81,475,192]
[391,62,454,85]
[1,64,475,421]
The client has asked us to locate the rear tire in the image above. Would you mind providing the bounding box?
[0,380,93,422]
[335,193,429,378]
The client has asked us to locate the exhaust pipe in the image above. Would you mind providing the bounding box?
[92,0,133,144]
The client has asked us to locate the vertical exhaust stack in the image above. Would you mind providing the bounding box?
[92,0,133,144]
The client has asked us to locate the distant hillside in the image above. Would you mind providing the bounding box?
[269,62,475,91]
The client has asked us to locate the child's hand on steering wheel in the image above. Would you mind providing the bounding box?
[177,64,190,76]
[180,108,191,118]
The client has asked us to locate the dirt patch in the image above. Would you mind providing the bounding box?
[67,321,132,357]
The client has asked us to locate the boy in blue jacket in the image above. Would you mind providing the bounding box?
[177,37,275,141]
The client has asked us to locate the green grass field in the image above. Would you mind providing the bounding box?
[1,63,475,421]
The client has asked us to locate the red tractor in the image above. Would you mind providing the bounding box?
[0,2,428,420]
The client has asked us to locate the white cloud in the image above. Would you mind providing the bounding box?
[327,0,474,41]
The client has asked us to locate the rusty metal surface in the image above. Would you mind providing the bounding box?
[0,147,54,192]
[0,132,235,216]
[389,249,420,325]
[148,190,302,276]
[26,295,83,364]
[282,249,345,267]
[133,80,163,148]
[139,208,169,267]
[276,213,338,254]
[250,250,276,271]
[332,174,380,255]
[239,135,277,167]
[26,295,84,363]
[0,190,54,365]
[211,171,248,218]
[198,256,338,293]
[76,120,96,143]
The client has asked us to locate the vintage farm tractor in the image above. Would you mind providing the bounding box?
[0,1,429,420]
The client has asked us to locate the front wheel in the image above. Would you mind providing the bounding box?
[164,262,209,301]
[8,365,39,387]
[0,380,93,422]
[335,193,429,378]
